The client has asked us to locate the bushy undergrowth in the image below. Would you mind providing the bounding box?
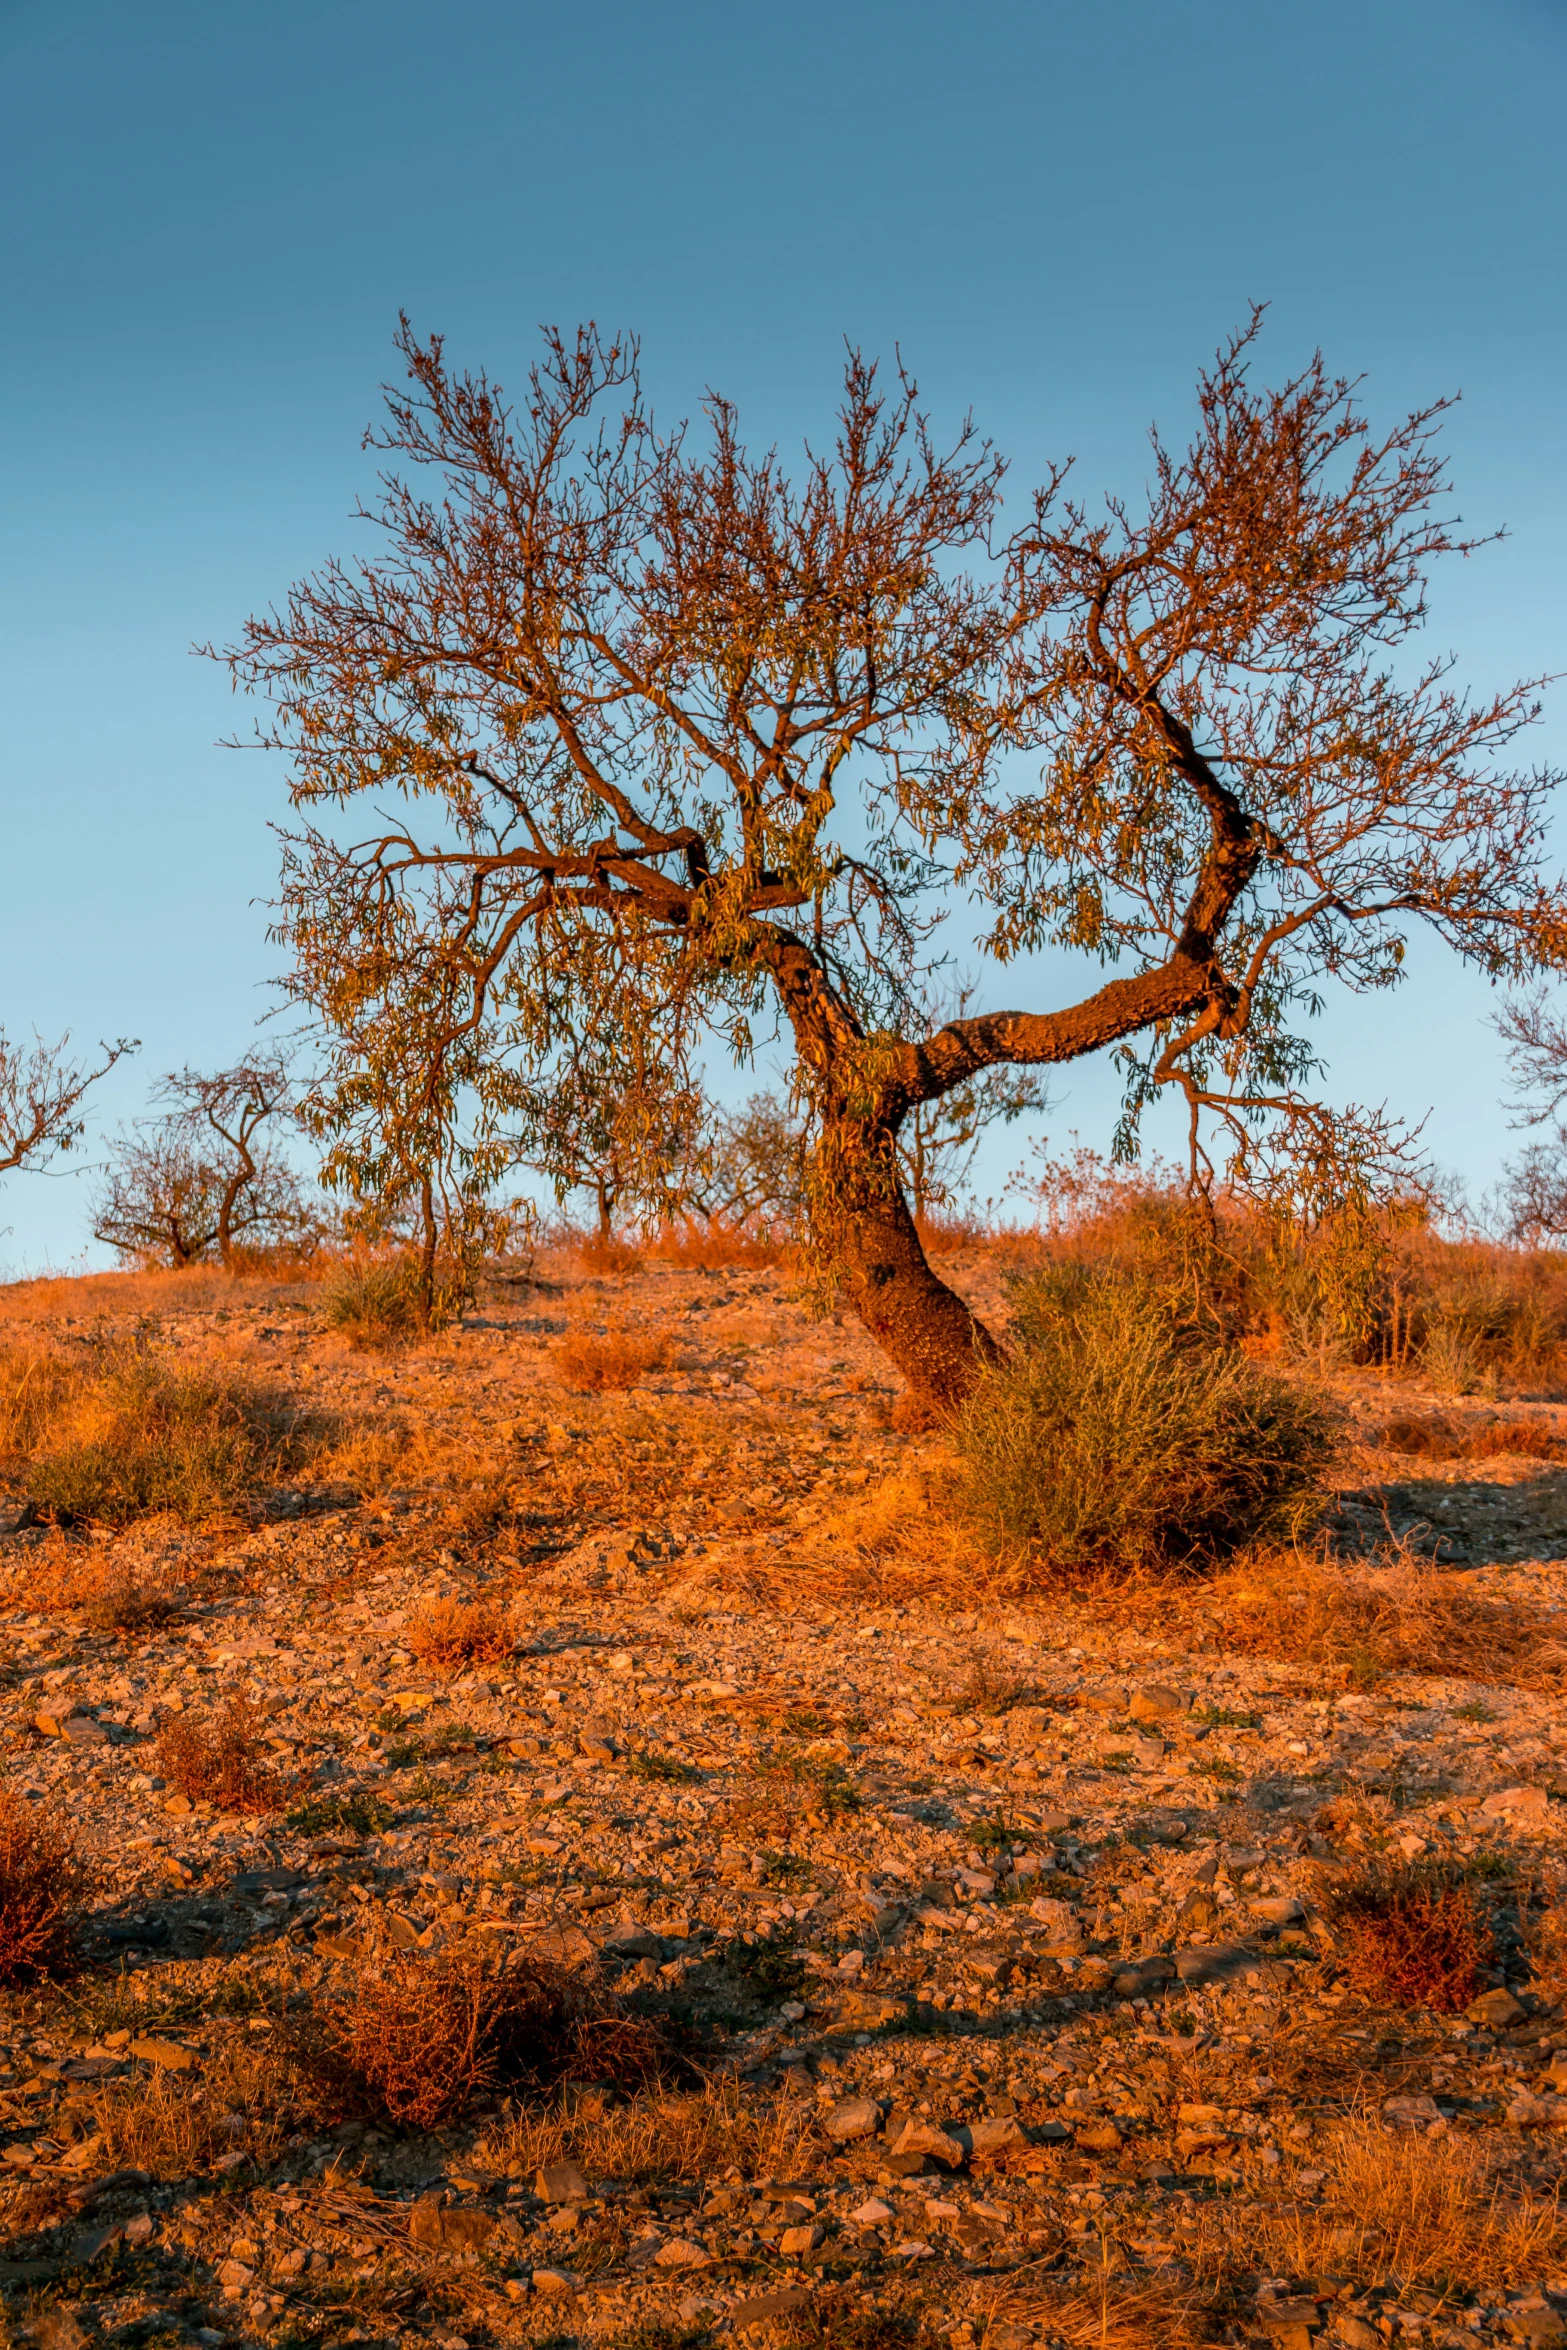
[0,1337,310,1525]
[551,1321,671,1392]
[406,1593,515,1670]
[951,1266,1342,1579]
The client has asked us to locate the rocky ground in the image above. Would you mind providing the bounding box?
[5,1250,1567,2350]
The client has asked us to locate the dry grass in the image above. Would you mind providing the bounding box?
[405,1593,515,1670]
[0,1334,314,1526]
[0,1530,185,1631]
[155,1697,289,1813]
[87,2038,292,2177]
[301,1947,672,2130]
[1324,1860,1492,2011]
[997,2271,1219,2350]
[0,1259,328,1325]
[0,1791,86,1983]
[473,2074,819,2184]
[1200,1547,1567,1687]
[648,1219,790,1271]
[1378,1412,1567,1462]
[1251,2120,1567,2293]
[550,1321,670,1392]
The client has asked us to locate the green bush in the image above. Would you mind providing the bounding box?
[951,1266,1342,1578]
[323,1259,420,1347]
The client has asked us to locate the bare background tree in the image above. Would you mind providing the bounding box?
[0,1030,133,1181]
[1494,993,1567,1243]
[223,314,1563,1407]
[92,1056,308,1268]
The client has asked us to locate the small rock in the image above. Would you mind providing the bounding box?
[1028,1896,1084,1950]
[966,2114,1027,2157]
[733,2288,812,2328]
[778,2222,825,2255]
[886,2117,965,2167]
[1483,1786,1549,1819]
[825,2096,881,2142]
[128,2037,197,2072]
[851,2199,895,2225]
[1329,2320,1380,2350]
[1112,1956,1175,1998]
[1130,1685,1189,1721]
[1382,2093,1442,2131]
[531,2268,578,2296]
[1506,2313,1566,2348]
[1468,1987,1527,2029]
[1251,1896,1304,1927]
[530,1924,594,1966]
[1073,2120,1122,2153]
[654,2238,712,2268]
[536,2161,588,2204]
[218,2259,256,2292]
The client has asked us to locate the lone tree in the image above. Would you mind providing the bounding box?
[0,1030,133,1180]
[223,315,1563,1408]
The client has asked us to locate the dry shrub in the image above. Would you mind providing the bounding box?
[323,1258,419,1349]
[551,1322,669,1392]
[1325,1860,1491,2011]
[0,1530,183,1632]
[304,1948,670,2129]
[1205,1548,1565,1687]
[0,1791,86,1982]
[950,1268,1342,1581]
[0,1336,309,1526]
[912,1208,987,1256]
[0,1260,329,1325]
[155,1697,287,1813]
[1522,1889,1567,2007]
[1248,2120,1567,2293]
[474,2074,818,2184]
[405,1594,515,1670]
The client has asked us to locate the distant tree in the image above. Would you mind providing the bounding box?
[0,1030,134,1180]
[1494,992,1567,1244]
[92,1055,307,1268]
[223,314,1565,1409]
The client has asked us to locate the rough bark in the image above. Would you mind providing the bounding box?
[834,1175,1003,1413]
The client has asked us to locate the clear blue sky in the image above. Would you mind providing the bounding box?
[1,0,1563,1269]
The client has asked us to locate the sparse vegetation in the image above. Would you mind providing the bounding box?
[951,1266,1342,1579]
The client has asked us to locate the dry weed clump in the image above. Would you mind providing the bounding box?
[1204,1549,1565,1687]
[950,1268,1342,1582]
[0,1335,310,1525]
[0,1791,87,1983]
[155,1698,288,1813]
[405,1593,515,1671]
[999,2271,1217,2350]
[304,1948,670,2129]
[550,1321,670,1392]
[1324,1860,1492,2011]
[474,2075,818,2185]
